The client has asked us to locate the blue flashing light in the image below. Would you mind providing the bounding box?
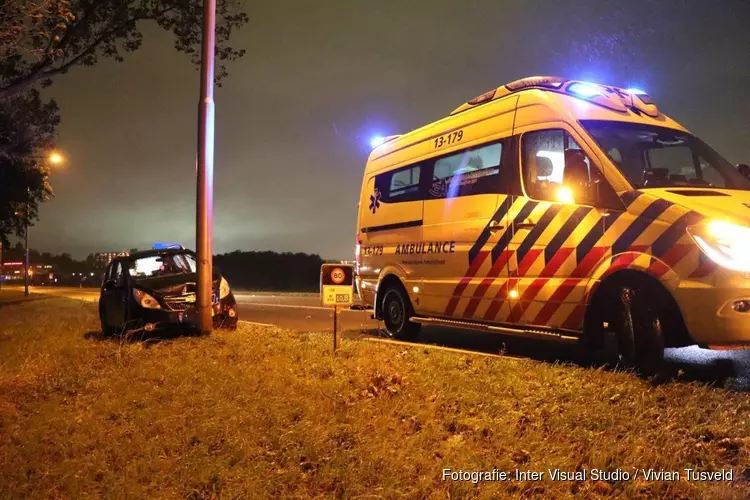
[626,88,647,95]
[567,82,604,98]
[153,242,183,250]
[370,136,386,149]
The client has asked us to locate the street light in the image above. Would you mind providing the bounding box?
[18,151,66,296]
[48,152,64,165]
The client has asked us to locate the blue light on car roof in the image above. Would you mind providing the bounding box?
[626,88,647,95]
[567,82,604,98]
[153,242,182,250]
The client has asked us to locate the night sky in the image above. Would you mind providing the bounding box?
[30,0,750,260]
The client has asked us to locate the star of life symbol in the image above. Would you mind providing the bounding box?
[369,189,381,213]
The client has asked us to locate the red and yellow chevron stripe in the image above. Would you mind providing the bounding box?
[444,191,716,332]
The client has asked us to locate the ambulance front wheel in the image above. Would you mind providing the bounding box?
[380,284,421,340]
[611,286,665,375]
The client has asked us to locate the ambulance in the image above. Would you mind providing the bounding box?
[355,76,750,371]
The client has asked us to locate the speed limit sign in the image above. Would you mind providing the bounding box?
[330,267,346,284]
[320,263,354,306]
[320,263,355,353]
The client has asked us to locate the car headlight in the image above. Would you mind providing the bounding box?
[133,288,161,309]
[687,220,750,272]
[219,277,231,299]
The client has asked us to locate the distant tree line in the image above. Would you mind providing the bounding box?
[214,250,325,291]
[2,245,328,291]
[2,242,90,273]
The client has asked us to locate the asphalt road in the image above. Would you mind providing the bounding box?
[13,286,750,390]
[19,286,379,332]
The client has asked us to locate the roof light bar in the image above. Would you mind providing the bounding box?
[505,76,565,91]
[466,89,497,106]
[153,243,183,250]
[370,134,401,150]
[567,82,605,98]
[370,136,386,149]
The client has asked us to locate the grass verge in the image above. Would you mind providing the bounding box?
[0,299,748,498]
[0,289,42,305]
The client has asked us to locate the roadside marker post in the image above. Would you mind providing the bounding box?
[320,264,354,353]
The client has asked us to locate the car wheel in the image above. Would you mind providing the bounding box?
[380,284,421,340]
[611,286,665,375]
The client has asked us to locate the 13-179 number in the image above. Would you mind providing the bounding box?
[434,130,464,149]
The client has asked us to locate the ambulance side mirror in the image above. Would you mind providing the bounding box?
[563,151,596,205]
[585,181,599,206]
[737,164,750,179]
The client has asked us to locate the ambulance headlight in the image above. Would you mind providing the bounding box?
[219,277,231,299]
[687,220,750,272]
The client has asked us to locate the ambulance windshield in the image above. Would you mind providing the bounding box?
[581,120,750,191]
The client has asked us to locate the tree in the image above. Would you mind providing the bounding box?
[0,88,59,245]
[0,0,249,100]
[0,0,248,245]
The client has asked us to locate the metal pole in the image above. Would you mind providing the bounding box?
[333,305,339,353]
[196,0,217,333]
[24,198,29,296]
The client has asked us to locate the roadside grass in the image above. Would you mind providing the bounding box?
[0,289,41,305]
[0,299,748,499]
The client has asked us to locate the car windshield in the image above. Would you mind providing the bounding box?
[581,120,750,191]
[128,252,197,280]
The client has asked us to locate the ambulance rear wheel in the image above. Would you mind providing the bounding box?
[612,286,664,375]
[381,285,420,340]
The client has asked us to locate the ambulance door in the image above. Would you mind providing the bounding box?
[358,163,425,297]
[506,125,618,331]
[420,137,518,321]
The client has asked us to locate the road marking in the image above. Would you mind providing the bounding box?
[237,302,335,311]
[239,320,276,327]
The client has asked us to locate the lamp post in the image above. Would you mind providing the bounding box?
[196,0,217,334]
[24,191,29,295]
[19,152,65,296]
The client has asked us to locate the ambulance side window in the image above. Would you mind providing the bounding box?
[389,166,421,198]
[429,141,505,199]
[522,129,596,204]
[375,164,424,203]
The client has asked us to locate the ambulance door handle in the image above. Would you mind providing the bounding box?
[488,220,504,231]
[516,222,536,230]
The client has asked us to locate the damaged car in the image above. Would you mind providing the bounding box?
[98,245,238,336]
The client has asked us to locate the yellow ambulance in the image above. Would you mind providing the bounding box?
[355,76,750,371]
